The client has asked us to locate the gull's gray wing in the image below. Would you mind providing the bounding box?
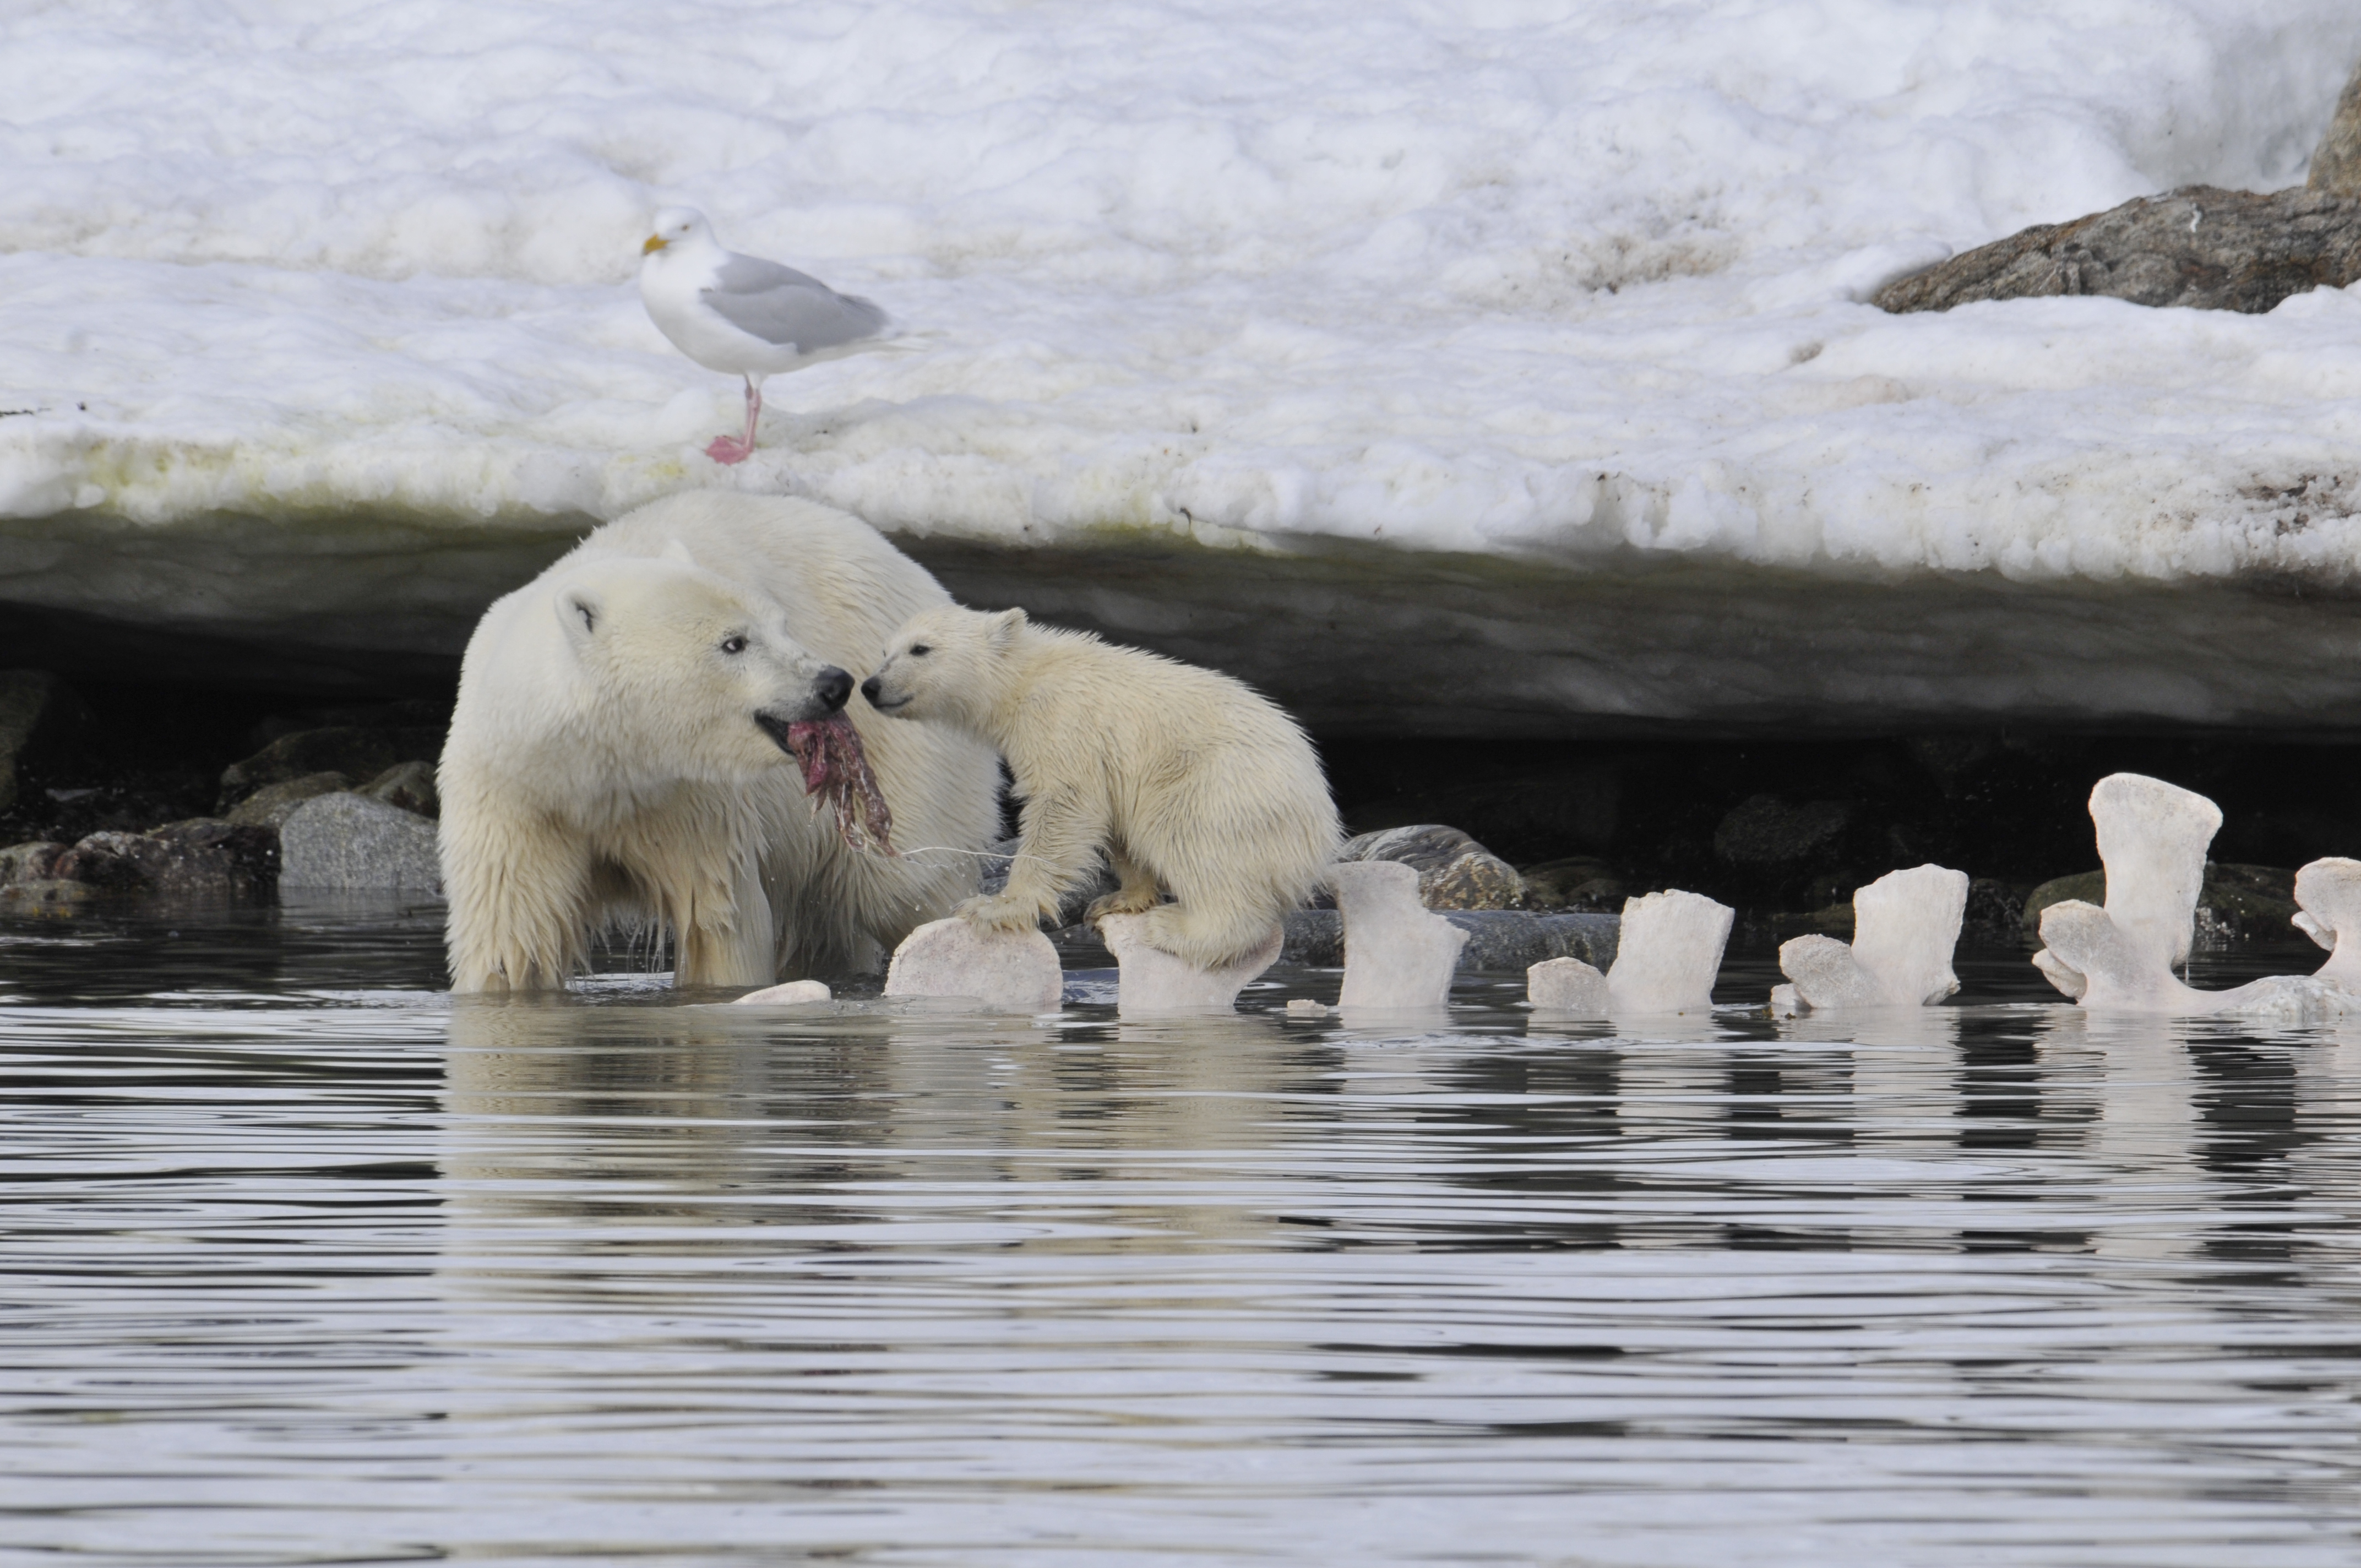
[703,253,889,352]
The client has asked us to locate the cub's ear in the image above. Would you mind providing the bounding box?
[557,587,602,645]
[659,538,698,569]
[988,606,1028,647]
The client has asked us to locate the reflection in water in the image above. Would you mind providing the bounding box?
[7,911,2361,1565]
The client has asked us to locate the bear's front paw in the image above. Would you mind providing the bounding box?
[1085,888,1160,923]
[956,894,1042,933]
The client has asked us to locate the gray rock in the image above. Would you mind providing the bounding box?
[218,726,443,813]
[0,879,93,913]
[360,759,439,817]
[279,792,444,895]
[0,671,83,815]
[1520,856,1625,912]
[225,771,351,829]
[2310,62,2361,197]
[0,841,67,885]
[51,819,276,900]
[1713,796,1852,866]
[1874,184,2361,316]
[1281,907,1618,973]
[1336,824,1525,910]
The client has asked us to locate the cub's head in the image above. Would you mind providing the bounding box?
[550,545,852,780]
[862,604,1026,726]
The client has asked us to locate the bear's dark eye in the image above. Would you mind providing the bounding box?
[909,644,931,657]
[720,635,747,655]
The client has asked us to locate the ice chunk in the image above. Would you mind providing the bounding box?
[1331,860,1468,1012]
[884,917,1063,1014]
[1553,889,1737,1016]
[1776,864,1968,1012]
[1526,955,1609,1017]
[732,978,832,1006]
[2294,857,2361,992]
[2090,773,2221,970]
[1097,913,1282,1019]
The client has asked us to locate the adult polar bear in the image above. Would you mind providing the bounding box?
[439,493,1000,992]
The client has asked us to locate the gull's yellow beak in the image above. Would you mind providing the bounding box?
[642,235,668,254]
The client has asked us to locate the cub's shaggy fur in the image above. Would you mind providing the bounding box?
[863,606,1340,968]
[439,493,1000,992]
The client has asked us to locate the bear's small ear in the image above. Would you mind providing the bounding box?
[988,607,1027,647]
[660,538,698,569]
[558,587,602,645]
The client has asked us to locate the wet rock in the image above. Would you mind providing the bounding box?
[2197,863,2299,939]
[279,793,444,895]
[0,671,84,815]
[1336,824,1526,910]
[1519,856,1624,911]
[0,879,93,914]
[51,819,276,900]
[360,760,439,817]
[1874,184,2361,316]
[225,771,351,829]
[217,726,443,813]
[1279,907,1617,973]
[2309,61,2361,198]
[1712,796,1852,867]
[0,840,68,885]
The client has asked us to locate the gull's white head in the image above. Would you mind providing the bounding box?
[641,207,712,258]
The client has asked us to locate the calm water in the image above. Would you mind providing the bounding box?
[6,900,2361,1567]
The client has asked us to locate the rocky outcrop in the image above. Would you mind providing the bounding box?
[42,819,276,901]
[1874,185,2361,315]
[2310,61,2361,198]
[278,793,443,894]
[1334,824,1525,910]
[217,726,443,813]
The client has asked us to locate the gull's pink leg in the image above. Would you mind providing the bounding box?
[705,377,764,465]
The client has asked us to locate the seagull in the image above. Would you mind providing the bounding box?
[638,206,893,465]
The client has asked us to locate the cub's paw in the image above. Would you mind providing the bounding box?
[1085,889,1161,923]
[956,894,1040,933]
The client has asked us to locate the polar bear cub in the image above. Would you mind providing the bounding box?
[862,605,1341,969]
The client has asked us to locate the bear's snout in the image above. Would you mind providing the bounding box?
[859,674,883,705]
[816,667,853,712]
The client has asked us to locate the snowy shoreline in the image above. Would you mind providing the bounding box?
[5,1,2361,723]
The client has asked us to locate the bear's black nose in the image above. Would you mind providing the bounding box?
[815,667,853,712]
[859,674,883,706]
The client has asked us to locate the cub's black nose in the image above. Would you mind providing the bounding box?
[816,667,853,712]
[859,674,883,705]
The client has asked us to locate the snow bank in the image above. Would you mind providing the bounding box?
[3,0,2360,598]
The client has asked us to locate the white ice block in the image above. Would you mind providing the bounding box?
[2090,772,2221,971]
[731,978,832,1006]
[1331,859,1468,1011]
[884,917,1064,1014]
[1098,913,1282,1018]
[1601,889,1732,1014]
[1776,863,1967,1012]
[2294,857,2361,992]
[1526,955,1608,1017]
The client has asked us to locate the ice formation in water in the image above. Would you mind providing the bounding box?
[1527,889,1734,1019]
[1770,864,1970,1015]
[731,978,832,1006]
[2033,774,2357,1019]
[1096,912,1282,1019]
[1331,860,1467,1012]
[882,917,1063,1014]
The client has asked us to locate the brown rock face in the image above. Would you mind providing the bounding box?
[1875,184,2361,315]
[2311,62,2361,198]
[52,819,278,900]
